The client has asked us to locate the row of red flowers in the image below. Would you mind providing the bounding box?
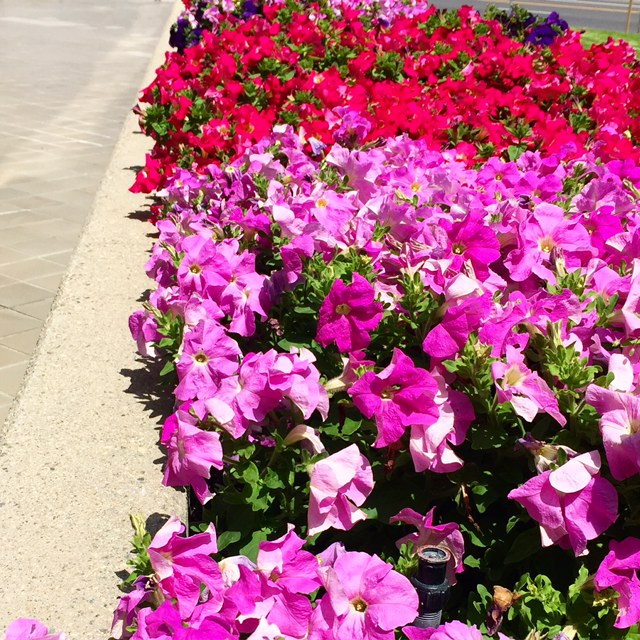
[131,0,640,196]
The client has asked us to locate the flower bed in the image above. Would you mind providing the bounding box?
[120,1,640,638]
[7,1,640,639]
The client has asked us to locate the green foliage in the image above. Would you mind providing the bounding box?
[122,514,152,587]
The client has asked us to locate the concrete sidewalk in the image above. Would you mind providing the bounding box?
[0,0,174,425]
[0,2,186,637]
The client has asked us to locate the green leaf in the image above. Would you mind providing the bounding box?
[216,530,241,553]
[505,527,540,564]
[239,528,273,562]
[159,360,175,376]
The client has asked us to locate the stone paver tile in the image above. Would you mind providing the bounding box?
[8,237,75,258]
[14,297,54,322]
[0,258,63,284]
[0,308,41,336]
[0,282,53,307]
[0,274,19,288]
[0,248,30,266]
[28,272,64,292]
[0,344,27,368]
[0,361,28,397]
[0,328,41,355]
[0,210,51,230]
[43,250,74,266]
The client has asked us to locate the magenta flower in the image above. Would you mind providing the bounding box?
[257,526,321,594]
[320,551,418,640]
[492,346,566,426]
[447,214,501,280]
[504,203,593,283]
[308,444,374,536]
[508,451,618,556]
[316,273,384,352]
[175,319,241,401]
[585,385,640,481]
[423,295,492,361]
[111,577,151,639]
[349,349,439,448]
[390,507,465,584]
[129,309,161,358]
[594,537,640,628]
[162,409,223,504]
[177,234,218,296]
[148,516,222,618]
[5,620,67,640]
[225,563,312,638]
[207,241,269,337]
[270,348,329,420]
[403,620,484,640]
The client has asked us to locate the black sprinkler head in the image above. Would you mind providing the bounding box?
[410,546,452,628]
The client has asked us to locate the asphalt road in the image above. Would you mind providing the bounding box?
[434,0,640,32]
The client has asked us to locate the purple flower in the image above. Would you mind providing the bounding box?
[349,349,439,448]
[5,620,67,640]
[317,273,384,352]
[594,537,640,628]
[162,409,223,504]
[585,385,640,480]
[508,451,618,556]
[492,346,566,426]
[148,517,222,618]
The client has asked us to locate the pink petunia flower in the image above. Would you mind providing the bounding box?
[349,349,439,448]
[390,507,465,584]
[257,526,321,594]
[5,620,67,640]
[316,273,384,352]
[594,537,640,628]
[585,385,640,481]
[508,451,618,556]
[308,444,374,536]
[403,620,486,640]
[423,295,493,361]
[225,563,312,639]
[175,319,241,401]
[409,376,474,474]
[111,577,151,639]
[148,516,222,618]
[320,551,418,640]
[492,346,566,426]
[504,203,593,284]
[162,409,223,505]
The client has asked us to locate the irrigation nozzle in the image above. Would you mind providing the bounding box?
[410,546,452,628]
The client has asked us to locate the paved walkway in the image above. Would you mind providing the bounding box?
[0,0,174,425]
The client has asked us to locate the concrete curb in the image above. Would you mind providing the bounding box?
[0,2,185,637]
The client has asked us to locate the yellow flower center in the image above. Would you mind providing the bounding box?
[335,303,351,315]
[190,264,202,275]
[194,353,208,364]
[504,365,526,387]
[539,236,555,253]
[316,197,328,209]
[352,598,368,613]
